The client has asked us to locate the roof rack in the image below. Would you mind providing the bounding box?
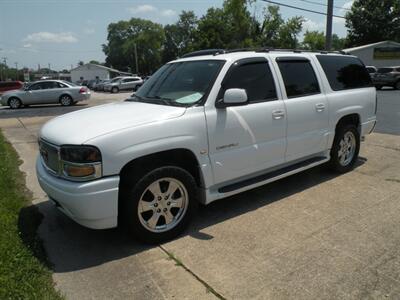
[181,49,225,58]
[180,48,347,58]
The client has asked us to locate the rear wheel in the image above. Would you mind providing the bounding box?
[8,97,22,109]
[328,124,360,173]
[60,95,73,106]
[122,166,198,243]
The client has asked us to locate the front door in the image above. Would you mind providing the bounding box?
[206,57,287,185]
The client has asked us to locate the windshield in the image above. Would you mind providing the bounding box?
[131,60,225,107]
[377,68,393,73]
[110,77,121,83]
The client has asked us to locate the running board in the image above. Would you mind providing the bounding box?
[218,156,329,194]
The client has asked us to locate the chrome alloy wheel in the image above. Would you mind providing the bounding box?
[138,177,188,233]
[9,98,21,109]
[338,131,356,166]
[60,95,72,106]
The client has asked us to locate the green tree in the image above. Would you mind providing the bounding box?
[332,34,346,50]
[345,0,400,47]
[302,30,325,50]
[103,18,164,75]
[89,60,101,65]
[277,16,304,48]
[162,11,198,62]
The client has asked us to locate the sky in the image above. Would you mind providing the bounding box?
[0,0,353,71]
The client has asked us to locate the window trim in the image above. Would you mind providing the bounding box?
[276,58,321,99]
[216,57,279,107]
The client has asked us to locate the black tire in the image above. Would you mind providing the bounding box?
[59,95,73,106]
[328,124,360,173]
[8,97,22,109]
[395,81,400,90]
[121,166,198,243]
[375,85,382,90]
[111,87,119,93]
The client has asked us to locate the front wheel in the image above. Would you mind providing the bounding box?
[328,124,360,173]
[8,97,22,109]
[122,166,198,243]
[111,87,119,93]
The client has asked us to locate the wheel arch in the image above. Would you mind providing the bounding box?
[8,96,23,105]
[335,113,361,134]
[59,93,74,102]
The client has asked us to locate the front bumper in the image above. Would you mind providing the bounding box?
[36,156,119,229]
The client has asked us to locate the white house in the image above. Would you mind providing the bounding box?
[70,63,132,83]
[343,40,400,68]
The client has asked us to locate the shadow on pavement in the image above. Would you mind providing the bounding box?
[19,158,366,273]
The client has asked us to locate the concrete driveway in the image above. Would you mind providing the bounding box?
[1,91,400,299]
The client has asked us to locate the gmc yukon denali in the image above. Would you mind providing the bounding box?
[36,49,377,243]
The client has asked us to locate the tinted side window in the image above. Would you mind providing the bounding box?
[222,62,277,103]
[30,83,43,90]
[317,55,372,91]
[277,59,320,98]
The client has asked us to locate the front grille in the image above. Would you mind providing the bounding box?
[39,140,60,173]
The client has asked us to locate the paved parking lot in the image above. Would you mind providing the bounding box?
[1,90,400,299]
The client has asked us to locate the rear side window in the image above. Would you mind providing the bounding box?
[277,59,320,98]
[222,61,277,103]
[317,55,372,91]
[377,68,393,73]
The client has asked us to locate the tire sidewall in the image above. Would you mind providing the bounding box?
[122,166,198,243]
[329,124,360,173]
[112,87,119,93]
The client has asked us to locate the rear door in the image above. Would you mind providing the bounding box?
[206,57,287,185]
[273,56,329,162]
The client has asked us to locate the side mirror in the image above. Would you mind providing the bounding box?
[217,88,248,108]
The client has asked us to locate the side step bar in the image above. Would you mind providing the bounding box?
[218,156,328,194]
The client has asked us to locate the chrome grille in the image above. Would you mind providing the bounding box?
[39,140,60,173]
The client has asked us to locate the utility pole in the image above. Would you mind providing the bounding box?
[15,62,18,80]
[325,0,334,50]
[2,57,8,80]
[48,63,51,74]
[134,43,139,75]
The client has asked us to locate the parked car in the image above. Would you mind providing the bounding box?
[36,49,376,243]
[0,81,24,94]
[371,66,400,90]
[93,79,110,91]
[104,76,143,93]
[365,66,377,77]
[0,80,90,109]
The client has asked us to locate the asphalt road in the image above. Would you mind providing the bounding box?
[1,89,398,135]
[375,88,400,135]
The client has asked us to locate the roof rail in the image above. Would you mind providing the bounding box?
[180,48,347,58]
[181,49,225,58]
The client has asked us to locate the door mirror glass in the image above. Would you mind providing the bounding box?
[222,88,248,106]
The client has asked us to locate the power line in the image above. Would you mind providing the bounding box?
[261,0,346,19]
[297,0,351,11]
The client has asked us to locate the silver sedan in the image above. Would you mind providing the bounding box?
[0,80,91,109]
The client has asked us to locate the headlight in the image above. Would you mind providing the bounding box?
[60,145,102,180]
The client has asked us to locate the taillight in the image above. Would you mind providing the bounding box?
[79,87,87,94]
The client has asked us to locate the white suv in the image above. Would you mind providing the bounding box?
[36,49,377,243]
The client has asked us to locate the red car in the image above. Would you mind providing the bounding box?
[0,81,24,94]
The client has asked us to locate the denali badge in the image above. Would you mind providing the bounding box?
[216,143,239,150]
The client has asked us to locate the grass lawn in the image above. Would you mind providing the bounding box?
[0,131,62,299]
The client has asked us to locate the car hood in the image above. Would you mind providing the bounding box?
[40,101,186,145]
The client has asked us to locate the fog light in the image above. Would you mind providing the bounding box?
[64,164,95,177]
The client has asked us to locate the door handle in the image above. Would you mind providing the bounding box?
[315,103,325,112]
[272,110,285,120]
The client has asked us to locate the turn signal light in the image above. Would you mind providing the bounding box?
[64,164,95,177]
